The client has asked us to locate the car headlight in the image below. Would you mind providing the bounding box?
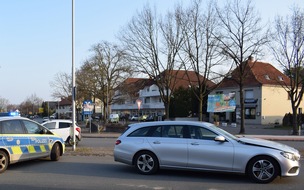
[280,151,300,161]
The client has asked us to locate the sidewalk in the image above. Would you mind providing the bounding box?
[81,124,304,141]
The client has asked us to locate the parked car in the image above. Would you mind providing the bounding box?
[114,121,300,183]
[109,114,119,123]
[42,119,81,146]
[145,115,154,122]
[50,113,57,119]
[139,115,148,121]
[0,116,65,173]
[130,115,139,121]
[42,117,49,122]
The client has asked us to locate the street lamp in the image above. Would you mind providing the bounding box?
[71,0,76,151]
[136,99,142,122]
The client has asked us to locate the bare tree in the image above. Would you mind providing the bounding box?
[119,5,184,119]
[179,0,222,121]
[215,0,268,134]
[0,97,9,112]
[50,72,72,99]
[268,6,304,135]
[19,94,43,115]
[79,41,132,122]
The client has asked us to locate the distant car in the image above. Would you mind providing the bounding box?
[0,116,65,173]
[50,114,57,119]
[42,119,81,146]
[109,114,119,123]
[139,115,148,121]
[145,115,154,122]
[130,115,139,121]
[42,117,49,122]
[114,121,301,183]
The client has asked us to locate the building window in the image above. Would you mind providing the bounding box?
[216,91,223,94]
[145,97,150,103]
[278,76,284,81]
[245,90,254,99]
[265,75,270,80]
[245,108,256,119]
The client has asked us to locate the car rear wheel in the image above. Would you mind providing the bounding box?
[50,143,61,161]
[67,136,79,146]
[247,156,279,183]
[134,151,159,175]
[0,151,9,173]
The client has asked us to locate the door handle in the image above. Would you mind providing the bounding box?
[191,142,199,145]
[153,141,161,144]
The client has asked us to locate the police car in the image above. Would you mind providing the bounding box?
[0,116,65,173]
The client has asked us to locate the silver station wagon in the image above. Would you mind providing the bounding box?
[114,121,300,183]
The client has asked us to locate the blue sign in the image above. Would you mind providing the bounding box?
[83,100,93,115]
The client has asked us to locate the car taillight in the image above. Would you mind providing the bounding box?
[115,140,121,145]
[76,127,81,133]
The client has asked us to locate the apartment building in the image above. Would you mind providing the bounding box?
[210,60,297,125]
[111,70,215,118]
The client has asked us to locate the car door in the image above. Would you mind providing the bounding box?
[0,120,30,162]
[44,121,70,142]
[146,125,188,168]
[187,125,234,171]
[22,120,50,158]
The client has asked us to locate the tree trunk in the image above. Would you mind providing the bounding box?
[103,99,107,123]
[239,87,245,134]
[292,106,299,135]
[198,93,203,121]
[164,103,170,120]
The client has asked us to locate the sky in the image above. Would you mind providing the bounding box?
[0,0,303,105]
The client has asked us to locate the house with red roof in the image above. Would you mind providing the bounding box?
[210,59,295,125]
[111,70,215,118]
[57,97,73,119]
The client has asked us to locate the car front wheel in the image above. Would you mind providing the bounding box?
[0,150,9,173]
[247,156,279,183]
[50,143,61,161]
[134,151,159,175]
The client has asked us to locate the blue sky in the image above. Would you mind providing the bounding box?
[0,0,303,105]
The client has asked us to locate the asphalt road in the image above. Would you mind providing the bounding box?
[0,138,303,190]
[0,155,303,190]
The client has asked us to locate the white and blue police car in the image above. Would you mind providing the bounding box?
[0,115,65,173]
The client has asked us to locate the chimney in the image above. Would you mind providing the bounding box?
[248,55,254,62]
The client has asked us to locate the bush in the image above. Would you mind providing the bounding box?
[104,123,127,132]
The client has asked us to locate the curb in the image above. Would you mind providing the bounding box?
[82,133,304,141]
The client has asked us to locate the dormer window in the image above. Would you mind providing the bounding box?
[278,76,284,81]
[265,75,270,80]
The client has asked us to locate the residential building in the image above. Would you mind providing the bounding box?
[57,97,72,119]
[111,78,157,117]
[210,59,298,125]
[111,70,215,118]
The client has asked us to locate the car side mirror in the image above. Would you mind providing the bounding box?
[214,135,226,142]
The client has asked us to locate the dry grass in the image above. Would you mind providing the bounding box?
[64,147,114,157]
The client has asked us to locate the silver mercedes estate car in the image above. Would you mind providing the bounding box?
[114,121,300,183]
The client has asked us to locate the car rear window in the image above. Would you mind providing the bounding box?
[128,127,150,137]
[59,122,71,128]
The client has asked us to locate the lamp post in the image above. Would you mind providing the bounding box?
[71,0,76,151]
[136,99,142,122]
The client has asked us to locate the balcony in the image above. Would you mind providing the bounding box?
[139,90,161,97]
[111,102,164,110]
